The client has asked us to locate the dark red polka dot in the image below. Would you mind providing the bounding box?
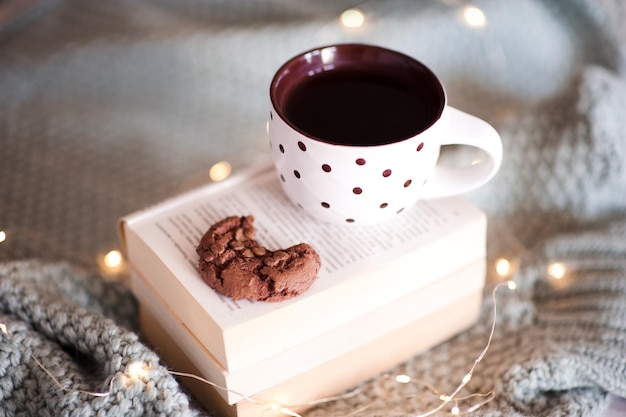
[321,202,330,208]
[356,158,366,166]
[353,187,362,194]
[279,144,285,153]
[294,170,301,179]
[382,169,392,177]
[416,142,424,151]
[298,141,307,151]
[380,203,388,208]
[346,218,355,223]
[322,164,332,172]
[404,179,412,187]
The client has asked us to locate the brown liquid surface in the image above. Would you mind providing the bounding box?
[284,69,435,146]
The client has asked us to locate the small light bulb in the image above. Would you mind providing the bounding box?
[548,262,566,279]
[0,231,6,243]
[451,405,460,415]
[340,8,365,28]
[395,374,412,384]
[462,372,472,384]
[103,250,122,269]
[507,280,517,290]
[127,361,149,380]
[495,257,511,277]
[463,6,487,28]
[209,161,232,182]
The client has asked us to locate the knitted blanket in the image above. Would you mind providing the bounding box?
[1,0,626,416]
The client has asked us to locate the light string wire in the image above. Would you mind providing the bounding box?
[331,280,513,417]
[410,280,515,417]
[0,280,516,417]
[30,354,114,398]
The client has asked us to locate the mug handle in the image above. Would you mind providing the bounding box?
[420,106,503,199]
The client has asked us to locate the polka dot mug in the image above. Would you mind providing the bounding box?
[269,44,502,225]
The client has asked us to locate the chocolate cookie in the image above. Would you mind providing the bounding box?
[196,215,321,302]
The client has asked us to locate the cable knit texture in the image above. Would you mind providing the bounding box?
[1,0,625,416]
[0,262,199,417]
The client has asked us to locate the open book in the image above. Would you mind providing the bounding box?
[118,164,486,372]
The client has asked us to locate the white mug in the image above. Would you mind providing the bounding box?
[269,44,502,225]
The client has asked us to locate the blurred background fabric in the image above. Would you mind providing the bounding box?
[2,0,625,263]
[1,0,626,416]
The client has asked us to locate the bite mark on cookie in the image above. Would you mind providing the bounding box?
[196,215,321,302]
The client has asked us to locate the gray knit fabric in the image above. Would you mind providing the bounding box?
[1,0,626,416]
[0,261,199,417]
[307,219,626,417]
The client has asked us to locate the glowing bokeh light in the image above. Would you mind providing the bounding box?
[209,161,232,182]
[463,6,487,28]
[548,262,566,279]
[395,374,411,384]
[340,8,365,28]
[103,250,122,269]
[0,231,6,243]
[495,257,511,277]
[127,361,149,380]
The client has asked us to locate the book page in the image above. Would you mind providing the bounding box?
[127,164,482,320]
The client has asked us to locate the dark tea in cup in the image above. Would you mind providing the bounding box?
[282,65,443,146]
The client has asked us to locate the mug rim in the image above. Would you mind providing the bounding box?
[269,43,447,146]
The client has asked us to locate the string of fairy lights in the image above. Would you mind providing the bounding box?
[0,280,519,417]
[0,222,573,417]
[0,2,574,416]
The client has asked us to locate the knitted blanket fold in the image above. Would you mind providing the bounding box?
[468,64,626,249]
[0,262,200,417]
